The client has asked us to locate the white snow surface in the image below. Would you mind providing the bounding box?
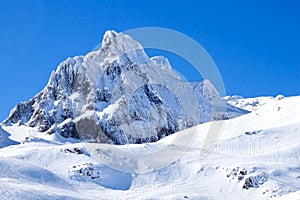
[0,95,300,199]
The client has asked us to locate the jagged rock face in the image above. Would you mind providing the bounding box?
[4,30,247,144]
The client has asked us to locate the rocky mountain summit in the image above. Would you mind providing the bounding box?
[4,30,247,144]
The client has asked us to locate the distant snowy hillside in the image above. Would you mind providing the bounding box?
[223,95,285,112]
[3,30,247,145]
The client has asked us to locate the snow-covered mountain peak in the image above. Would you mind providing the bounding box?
[87,30,147,64]
[102,30,137,47]
[2,30,247,145]
[102,30,143,51]
[150,56,172,70]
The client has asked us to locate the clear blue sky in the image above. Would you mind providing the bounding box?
[0,0,300,121]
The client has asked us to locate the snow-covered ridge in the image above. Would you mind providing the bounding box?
[2,30,247,144]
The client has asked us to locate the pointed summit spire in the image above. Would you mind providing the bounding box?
[100,30,144,56]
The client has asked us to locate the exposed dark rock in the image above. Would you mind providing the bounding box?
[243,173,268,189]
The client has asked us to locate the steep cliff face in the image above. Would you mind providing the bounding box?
[3,30,247,144]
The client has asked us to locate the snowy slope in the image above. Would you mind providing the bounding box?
[0,95,299,199]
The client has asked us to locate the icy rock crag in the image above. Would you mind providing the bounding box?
[4,30,247,144]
